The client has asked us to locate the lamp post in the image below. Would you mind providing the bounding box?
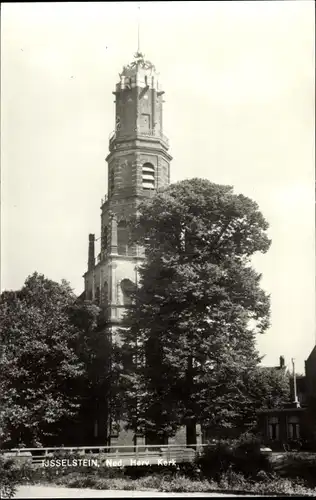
[291,358,300,407]
[133,264,139,450]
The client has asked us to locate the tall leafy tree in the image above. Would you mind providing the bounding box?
[0,273,101,447]
[120,178,272,444]
[244,366,291,425]
[66,300,120,446]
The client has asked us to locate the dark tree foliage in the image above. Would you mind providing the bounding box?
[119,179,278,443]
[0,273,109,448]
[246,367,291,411]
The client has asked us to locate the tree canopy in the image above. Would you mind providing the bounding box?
[0,179,291,448]
[119,178,277,443]
[246,366,291,414]
[0,273,106,448]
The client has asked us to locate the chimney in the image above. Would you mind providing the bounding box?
[279,355,285,368]
[88,234,95,271]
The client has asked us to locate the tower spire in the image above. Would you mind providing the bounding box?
[134,4,144,61]
[137,4,140,54]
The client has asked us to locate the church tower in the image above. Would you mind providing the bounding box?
[84,49,172,327]
[83,50,172,443]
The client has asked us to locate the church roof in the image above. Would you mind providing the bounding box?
[305,345,316,364]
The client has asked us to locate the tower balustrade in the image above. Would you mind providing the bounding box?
[109,128,169,150]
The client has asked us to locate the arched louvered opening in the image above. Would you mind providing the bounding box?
[142,163,155,190]
[120,279,135,306]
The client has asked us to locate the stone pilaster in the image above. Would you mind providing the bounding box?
[88,234,95,271]
[110,215,118,254]
[100,267,104,306]
[92,270,95,301]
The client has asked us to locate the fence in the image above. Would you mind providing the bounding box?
[4,443,210,466]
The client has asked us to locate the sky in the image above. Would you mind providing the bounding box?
[1,1,315,373]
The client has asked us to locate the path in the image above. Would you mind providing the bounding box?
[14,485,258,498]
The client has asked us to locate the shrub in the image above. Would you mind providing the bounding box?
[159,475,215,493]
[136,475,162,489]
[0,453,34,499]
[248,476,314,496]
[233,432,262,453]
[32,465,316,496]
[6,445,316,496]
[196,435,273,481]
[196,441,234,481]
[218,468,248,489]
[54,474,159,491]
[274,452,316,487]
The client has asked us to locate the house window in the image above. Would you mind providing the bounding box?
[288,416,300,440]
[267,416,279,441]
[142,163,155,190]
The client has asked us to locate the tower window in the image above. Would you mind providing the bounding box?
[101,226,108,252]
[120,279,135,306]
[142,163,155,190]
[102,281,108,304]
[267,416,279,441]
[110,170,115,195]
[117,220,129,255]
[95,286,100,304]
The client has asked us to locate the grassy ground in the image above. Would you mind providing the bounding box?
[46,472,316,496]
